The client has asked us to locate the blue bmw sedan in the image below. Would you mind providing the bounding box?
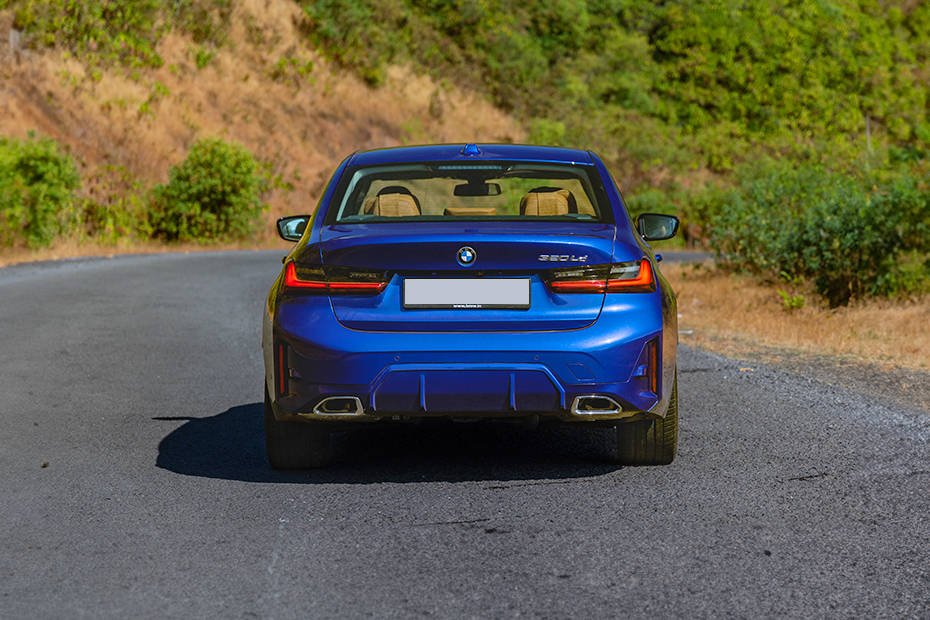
[263,144,680,468]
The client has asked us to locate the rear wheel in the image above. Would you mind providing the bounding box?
[264,388,332,469]
[613,371,678,465]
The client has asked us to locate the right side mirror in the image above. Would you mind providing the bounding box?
[276,215,310,242]
[636,213,680,241]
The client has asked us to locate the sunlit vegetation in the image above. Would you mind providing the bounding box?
[0,133,80,247]
[297,0,930,303]
[298,1,930,178]
[1,0,928,304]
[150,138,269,242]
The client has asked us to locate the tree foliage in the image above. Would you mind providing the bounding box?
[299,0,930,176]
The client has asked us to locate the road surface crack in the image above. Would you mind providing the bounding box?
[786,472,830,481]
[412,517,491,527]
[486,479,590,490]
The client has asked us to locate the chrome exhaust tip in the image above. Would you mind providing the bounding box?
[570,395,623,416]
[313,396,364,416]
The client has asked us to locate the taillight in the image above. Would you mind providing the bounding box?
[547,259,655,294]
[283,261,388,294]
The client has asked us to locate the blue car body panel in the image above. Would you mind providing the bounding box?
[321,221,617,331]
[263,144,677,422]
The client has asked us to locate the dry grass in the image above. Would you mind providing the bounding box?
[0,0,523,244]
[664,261,930,371]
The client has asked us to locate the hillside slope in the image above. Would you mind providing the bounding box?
[0,0,522,246]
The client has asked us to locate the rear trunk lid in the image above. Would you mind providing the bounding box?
[318,222,616,331]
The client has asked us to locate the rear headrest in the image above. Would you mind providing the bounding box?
[519,187,577,216]
[443,207,497,216]
[363,193,421,217]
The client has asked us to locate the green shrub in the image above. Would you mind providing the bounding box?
[268,56,315,88]
[624,188,673,221]
[709,163,930,306]
[0,133,81,248]
[624,184,728,248]
[81,165,152,243]
[526,118,566,147]
[150,138,268,242]
[12,0,166,68]
[171,0,233,47]
[7,0,232,68]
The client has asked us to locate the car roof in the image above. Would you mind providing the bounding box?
[347,144,595,167]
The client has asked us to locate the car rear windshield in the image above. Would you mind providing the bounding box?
[325,162,613,224]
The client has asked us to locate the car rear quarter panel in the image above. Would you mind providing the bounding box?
[591,151,678,409]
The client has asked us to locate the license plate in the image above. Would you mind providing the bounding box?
[403,278,531,309]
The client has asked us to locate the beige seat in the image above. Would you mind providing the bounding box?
[519,187,576,216]
[363,192,421,217]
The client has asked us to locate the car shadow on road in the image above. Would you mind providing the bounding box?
[155,402,621,483]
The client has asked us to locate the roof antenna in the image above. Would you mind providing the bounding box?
[460,143,481,156]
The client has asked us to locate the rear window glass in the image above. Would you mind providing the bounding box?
[325,162,611,224]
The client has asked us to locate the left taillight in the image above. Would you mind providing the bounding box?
[283,261,388,295]
[547,259,655,294]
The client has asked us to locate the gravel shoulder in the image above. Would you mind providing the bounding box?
[685,340,930,415]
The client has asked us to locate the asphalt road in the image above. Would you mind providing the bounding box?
[0,251,927,619]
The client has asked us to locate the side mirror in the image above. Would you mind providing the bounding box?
[277,215,310,242]
[636,213,680,241]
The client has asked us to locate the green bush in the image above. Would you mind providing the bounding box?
[624,184,728,248]
[709,163,930,306]
[7,0,232,68]
[0,133,81,248]
[171,0,233,47]
[81,165,152,243]
[12,0,166,68]
[150,138,268,242]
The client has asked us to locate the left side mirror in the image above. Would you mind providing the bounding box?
[636,213,680,241]
[277,215,310,242]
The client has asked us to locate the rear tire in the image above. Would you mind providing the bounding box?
[613,371,678,465]
[264,388,332,469]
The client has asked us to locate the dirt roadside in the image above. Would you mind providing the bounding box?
[662,259,930,413]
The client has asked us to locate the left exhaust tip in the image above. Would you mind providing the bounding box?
[313,396,364,415]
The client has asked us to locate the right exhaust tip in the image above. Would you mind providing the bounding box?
[570,395,623,416]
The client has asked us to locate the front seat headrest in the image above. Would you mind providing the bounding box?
[377,185,421,209]
[363,192,421,217]
[519,186,578,216]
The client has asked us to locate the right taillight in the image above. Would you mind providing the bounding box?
[547,259,655,294]
[283,261,389,295]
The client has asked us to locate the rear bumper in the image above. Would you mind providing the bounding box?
[265,296,670,423]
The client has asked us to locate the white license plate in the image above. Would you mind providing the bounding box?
[403,278,531,309]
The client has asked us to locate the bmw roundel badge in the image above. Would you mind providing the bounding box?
[456,246,477,266]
